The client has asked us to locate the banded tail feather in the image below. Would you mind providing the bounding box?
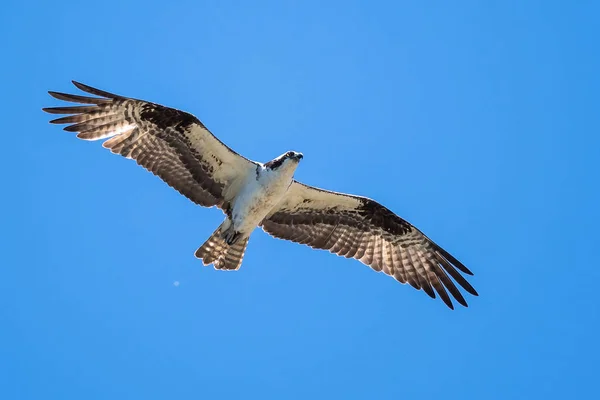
[195,223,250,271]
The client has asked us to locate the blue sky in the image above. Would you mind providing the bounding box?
[1,0,598,398]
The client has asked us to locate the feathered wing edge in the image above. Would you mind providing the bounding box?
[262,182,478,309]
[43,81,257,211]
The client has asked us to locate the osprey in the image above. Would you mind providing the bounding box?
[44,81,478,309]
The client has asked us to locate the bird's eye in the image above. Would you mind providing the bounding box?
[287,151,295,158]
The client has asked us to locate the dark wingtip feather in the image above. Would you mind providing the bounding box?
[438,286,454,309]
[444,280,468,307]
[459,280,479,297]
[421,283,436,299]
[444,299,455,310]
[72,80,122,99]
[454,293,468,308]
[428,273,455,309]
[63,124,81,132]
[48,116,69,124]
[48,91,66,100]
[432,262,469,308]
[436,246,474,275]
[43,105,99,115]
[435,255,479,297]
[47,90,109,105]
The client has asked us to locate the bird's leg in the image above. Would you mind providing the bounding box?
[221,225,241,245]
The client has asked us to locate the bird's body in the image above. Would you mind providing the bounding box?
[193,152,303,269]
[230,156,301,237]
[44,81,479,309]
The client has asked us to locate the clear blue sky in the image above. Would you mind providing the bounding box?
[2,0,598,399]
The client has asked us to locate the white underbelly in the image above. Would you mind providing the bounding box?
[231,178,290,233]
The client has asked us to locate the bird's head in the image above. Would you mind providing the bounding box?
[264,151,304,171]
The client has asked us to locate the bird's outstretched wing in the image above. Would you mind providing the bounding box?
[43,81,256,213]
[261,181,478,309]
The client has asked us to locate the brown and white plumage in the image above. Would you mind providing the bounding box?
[262,182,478,309]
[44,81,256,214]
[44,81,478,309]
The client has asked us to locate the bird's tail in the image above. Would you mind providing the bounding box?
[194,222,249,270]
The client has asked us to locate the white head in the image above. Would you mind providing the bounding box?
[264,151,304,172]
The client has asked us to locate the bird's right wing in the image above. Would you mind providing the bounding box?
[43,81,257,213]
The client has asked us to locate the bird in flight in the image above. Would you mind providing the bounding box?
[43,81,478,309]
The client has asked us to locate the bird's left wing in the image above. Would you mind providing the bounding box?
[43,81,257,213]
[261,181,478,309]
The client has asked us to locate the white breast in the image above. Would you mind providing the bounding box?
[231,164,296,234]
